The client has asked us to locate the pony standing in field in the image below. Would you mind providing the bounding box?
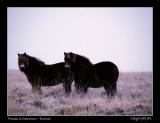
[64,52,119,97]
[18,52,74,95]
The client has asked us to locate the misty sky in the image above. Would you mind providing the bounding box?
[7,7,152,72]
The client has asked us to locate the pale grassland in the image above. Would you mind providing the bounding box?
[7,70,152,116]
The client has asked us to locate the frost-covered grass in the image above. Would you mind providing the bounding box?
[7,70,152,116]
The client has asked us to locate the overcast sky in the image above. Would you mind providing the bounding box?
[7,7,152,72]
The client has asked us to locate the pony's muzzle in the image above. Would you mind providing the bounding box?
[64,64,70,68]
[20,64,25,68]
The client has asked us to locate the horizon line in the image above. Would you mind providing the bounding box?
[7,69,153,73]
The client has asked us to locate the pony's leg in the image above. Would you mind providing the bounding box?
[33,85,42,95]
[79,81,89,97]
[30,78,42,95]
[63,74,74,96]
[110,83,117,97]
[63,68,74,96]
[104,84,117,98]
[79,88,87,97]
[63,82,72,96]
[37,86,42,95]
[31,84,36,93]
[103,81,112,97]
[74,82,81,94]
[104,86,110,97]
[81,87,88,96]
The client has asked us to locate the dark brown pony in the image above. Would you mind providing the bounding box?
[18,53,74,95]
[64,52,119,97]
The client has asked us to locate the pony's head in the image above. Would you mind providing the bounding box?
[18,52,29,72]
[64,52,92,69]
[64,52,77,68]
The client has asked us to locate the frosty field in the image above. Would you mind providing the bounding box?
[7,70,152,116]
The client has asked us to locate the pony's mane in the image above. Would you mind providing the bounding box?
[76,53,92,64]
[28,54,45,66]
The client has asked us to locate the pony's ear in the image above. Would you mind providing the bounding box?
[18,53,20,56]
[24,52,26,55]
[64,52,66,56]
